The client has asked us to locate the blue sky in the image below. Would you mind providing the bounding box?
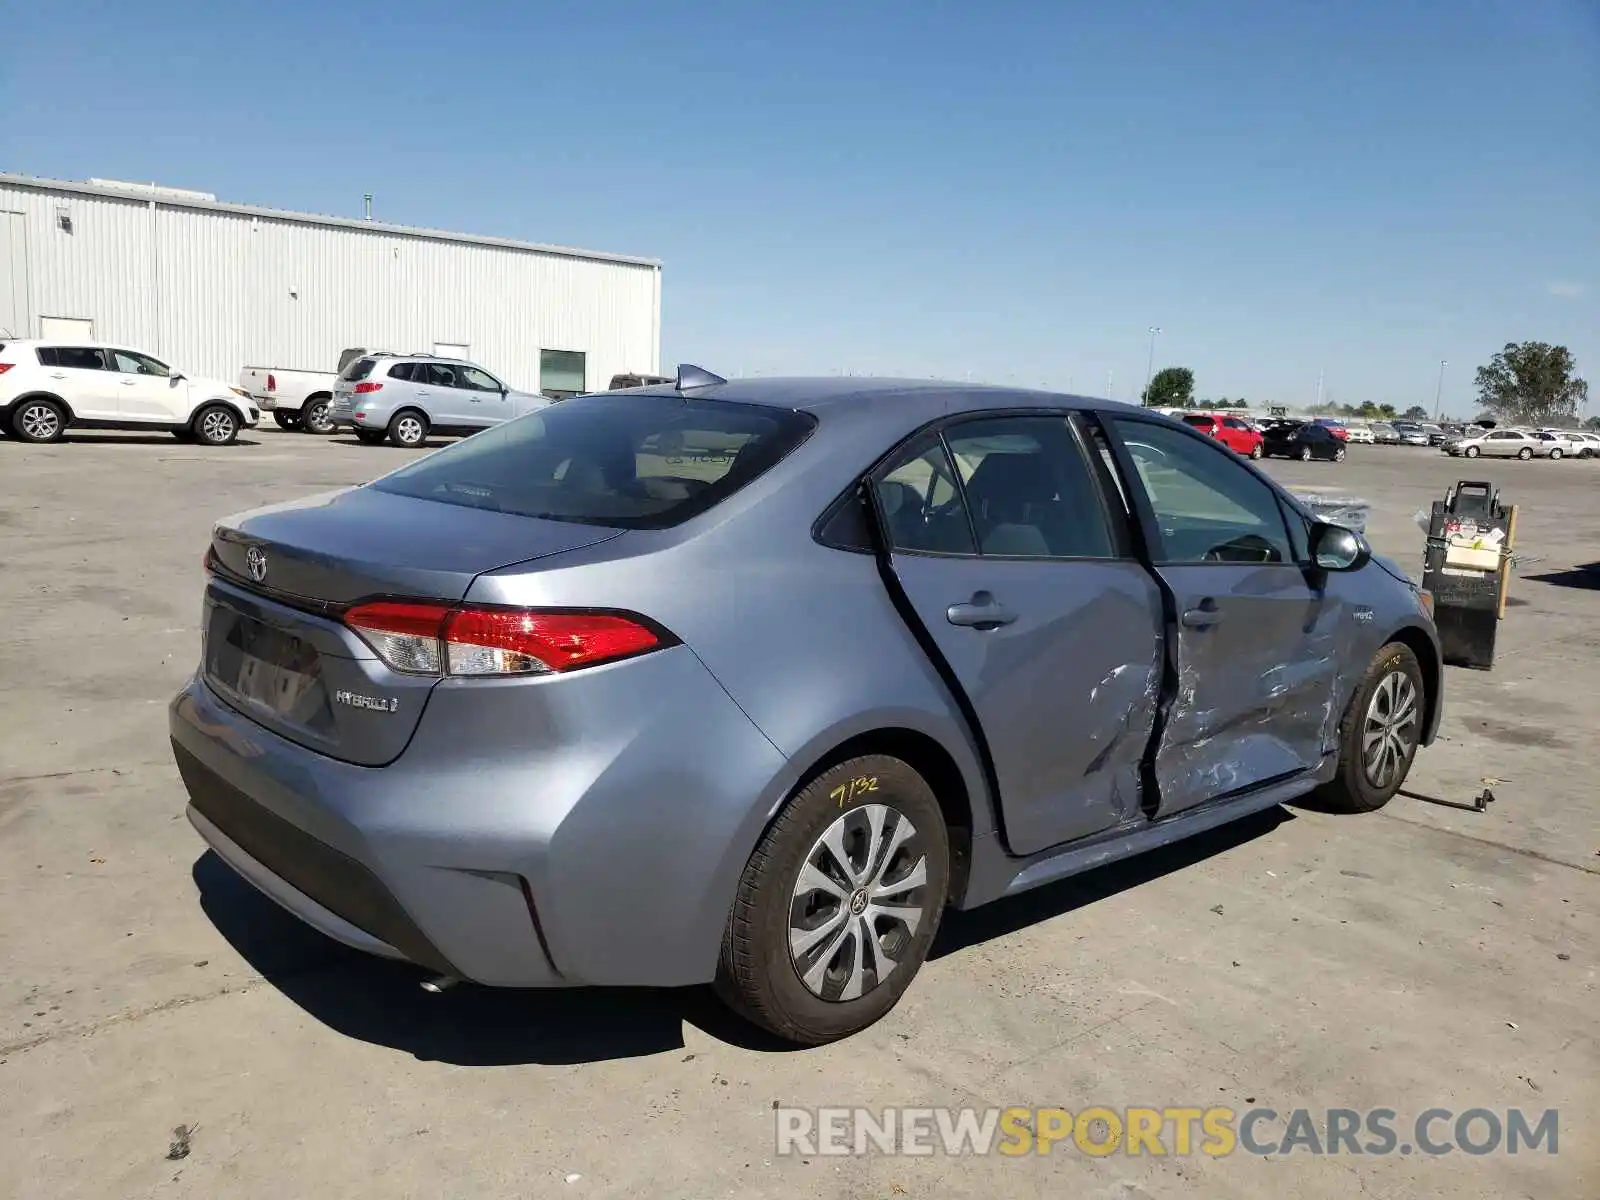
[3,0,1596,415]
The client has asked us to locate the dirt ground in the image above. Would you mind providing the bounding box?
[1,427,1595,1199]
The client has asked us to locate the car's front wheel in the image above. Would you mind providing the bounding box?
[192,404,239,446]
[716,755,950,1045]
[1315,642,1425,813]
[1249,443,1263,459]
[1464,445,1480,458]
[1333,446,1347,462]
[1299,445,1313,461]
[1518,446,1533,460]
[1549,448,1563,460]
[302,396,336,435]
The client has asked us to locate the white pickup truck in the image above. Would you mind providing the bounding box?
[239,348,383,434]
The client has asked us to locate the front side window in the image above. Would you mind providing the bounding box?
[944,416,1117,559]
[873,437,976,555]
[370,395,815,529]
[459,366,502,392]
[540,350,587,400]
[109,349,169,376]
[48,346,107,371]
[1108,418,1293,565]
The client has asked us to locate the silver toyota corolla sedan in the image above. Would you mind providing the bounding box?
[170,368,1442,1044]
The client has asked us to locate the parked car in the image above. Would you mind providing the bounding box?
[1261,421,1348,462]
[1343,423,1376,444]
[171,373,1442,1045]
[1571,431,1600,458]
[1442,428,1549,459]
[1370,422,1400,444]
[1534,431,1583,460]
[1178,411,1264,458]
[329,353,550,447]
[238,349,383,435]
[1391,422,1431,447]
[0,339,259,445]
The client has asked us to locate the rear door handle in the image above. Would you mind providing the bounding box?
[946,593,1017,629]
[1181,602,1225,628]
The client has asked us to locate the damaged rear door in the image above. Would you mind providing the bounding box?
[870,415,1166,857]
[1103,416,1341,817]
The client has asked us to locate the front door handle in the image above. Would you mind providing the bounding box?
[946,592,1017,629]
[1181,601,1225,628]
[121,379,138,386]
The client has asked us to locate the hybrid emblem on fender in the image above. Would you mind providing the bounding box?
[335,689,399,714]
[244,545,268,584]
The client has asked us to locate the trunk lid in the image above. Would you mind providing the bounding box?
[203,486,623,765]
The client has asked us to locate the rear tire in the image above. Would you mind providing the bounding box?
[388,409,429,448]
[715,755,949,1045]
[11,398,67,443]
[1315,643,1424,814]
[192,404,240,446]
[272,411,301,430]
[301,395,336,435]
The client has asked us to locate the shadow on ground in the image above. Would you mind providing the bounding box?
[194,806,1291,1065]
[1523,563,1599,591]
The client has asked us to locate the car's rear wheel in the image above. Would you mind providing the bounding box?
[302,396,336,435]
[11,398,67,443]
[388,409,429,448]
[272,411,301,430]
[1315,642,1424,814]
[1333,446,1347,462]
[716,755,950,1045]
[192,404,239,446]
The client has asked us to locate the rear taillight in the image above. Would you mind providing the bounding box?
[0,363,13,375]
[342,601,666,677]
[203,545,217,574]
[266,373,277,392]
[354,381,384,394]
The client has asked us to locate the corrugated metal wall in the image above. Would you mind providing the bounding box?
[0,180,661,393]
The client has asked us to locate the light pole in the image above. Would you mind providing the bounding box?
[1143,326,1162,405]
[1107,369,1114,399]
[1434,359,1447,420]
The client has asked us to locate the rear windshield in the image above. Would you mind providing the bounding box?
[369,394,817,529]
[340,357,378,382]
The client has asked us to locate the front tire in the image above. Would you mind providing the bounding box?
[301,395,336,435]
[1315,643,1425,814]
[1549,448,1562,460]
[1300,445,1313,461]
[1517,446,1532,460]
[716,755,950,1045]
[1464,445,1480,458]
[192,404,240,446]
[388,409,429,448]
[1249,443,1263,459]
[11,398,67,443]
[1333,446,1347,462]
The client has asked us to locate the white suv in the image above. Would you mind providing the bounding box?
[0,339,259,445]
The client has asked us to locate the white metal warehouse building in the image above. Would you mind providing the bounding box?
[0,173,661,398]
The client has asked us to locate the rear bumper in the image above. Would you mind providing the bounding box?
[168,650,789,988]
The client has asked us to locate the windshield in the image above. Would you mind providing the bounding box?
[369,394,817,528]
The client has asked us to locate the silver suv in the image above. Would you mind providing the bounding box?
[330,354,549,447]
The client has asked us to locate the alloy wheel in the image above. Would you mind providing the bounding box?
[1362,671,1419,790]
[1334,447,1346,462]
[200,409,236,444]
[789,803,929,1003]
[396,415,425,446]
[304,400,335,434]
[19,403,61,441]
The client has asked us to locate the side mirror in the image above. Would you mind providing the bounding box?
[1309,521,1369,572]
[170,371,185,383]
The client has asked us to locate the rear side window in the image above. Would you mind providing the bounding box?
[387,362,415,381]
[370,395,817,529]
[1181,415,1212,430]
[340,357,377,382]
[42,346,107,370]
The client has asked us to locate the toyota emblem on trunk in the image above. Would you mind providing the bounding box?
[245,546,268,584]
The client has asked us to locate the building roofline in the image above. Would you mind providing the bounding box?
[0,172,662,269]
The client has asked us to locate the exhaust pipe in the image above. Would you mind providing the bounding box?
[419,974,459,994]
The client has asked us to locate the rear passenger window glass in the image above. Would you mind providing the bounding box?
[944,417,1117,559]
[50,347,106,371]
[35,347,57,366]
[1109,418,1293,565]
[370,395,816,529]
[341,357,377,381]
[873,438,976,556]
[387,362,414,381]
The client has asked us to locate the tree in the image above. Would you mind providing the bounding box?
[1586,415,1600,431]
[1142,366,1195,407]
[1378,403,1397,418]
[1473,341,1588,424]
[1402,405,1429,420]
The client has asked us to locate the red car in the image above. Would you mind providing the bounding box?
[1179,412,1264,459]
[1312,418,1350,442]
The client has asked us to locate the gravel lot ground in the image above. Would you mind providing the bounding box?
[1,428,1595,1199]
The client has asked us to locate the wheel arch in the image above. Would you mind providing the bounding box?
[1384,624,1442,745]
[9,390,74,420]
[192,396,250,425]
